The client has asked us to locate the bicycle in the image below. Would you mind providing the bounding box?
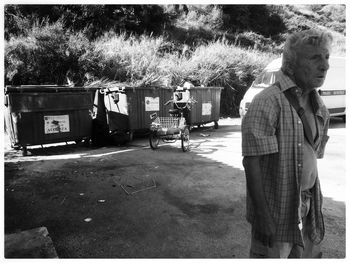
[149,96,196,152]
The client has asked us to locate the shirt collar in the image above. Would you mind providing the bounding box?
[275,70,296,92]
[276,70,325,117]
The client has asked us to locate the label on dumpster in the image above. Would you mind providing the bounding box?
[44,115,70,134]
[202,102,212,116]
[145,97,159,112]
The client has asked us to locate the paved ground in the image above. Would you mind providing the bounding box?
[4,117,346,258]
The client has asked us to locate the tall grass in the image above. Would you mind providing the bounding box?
[93,35,276,87]
[93,33,168,86]
[91,35,277,115]
[160,40,275,86]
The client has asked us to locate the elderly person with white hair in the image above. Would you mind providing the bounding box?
[241,29,332,258]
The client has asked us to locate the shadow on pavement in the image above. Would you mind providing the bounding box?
[4,122,250,258]
[4,118,345,258]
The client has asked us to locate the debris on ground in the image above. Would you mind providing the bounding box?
[114,174,157,195]
[60,196,66,205]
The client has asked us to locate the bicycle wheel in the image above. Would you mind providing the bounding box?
[181,127,190,152]
[149,131,160,149]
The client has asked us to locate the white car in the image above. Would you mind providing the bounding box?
[239,56,346,121]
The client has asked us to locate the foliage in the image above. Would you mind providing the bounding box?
[88,35,275,115]
[220,5,286,37]
[276,5,346,34]
[175,5,224,31]
[92,33,168,86]
[5,5,171,40]
[5,21,97,85]
[4,4,346,116]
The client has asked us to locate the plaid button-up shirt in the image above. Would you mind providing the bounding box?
[241,70,330,246]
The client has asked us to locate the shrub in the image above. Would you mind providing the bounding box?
[5,20,96,85]
[4,5,33,40]
[156,40,277,116]
[175,5,223,31]
[89,34,276,116]
[319,4,346,23]
[5,5,172,41]
[5,21,68,84]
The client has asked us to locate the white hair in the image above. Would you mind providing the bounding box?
[281,29,333,76]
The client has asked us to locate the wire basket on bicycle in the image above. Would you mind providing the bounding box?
[149,97,194,152]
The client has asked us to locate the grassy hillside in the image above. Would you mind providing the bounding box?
[4,4,345,116]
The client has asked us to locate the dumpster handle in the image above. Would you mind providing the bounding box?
[100,87,125,95]
[150,112,158,120]
[164,100,173,106]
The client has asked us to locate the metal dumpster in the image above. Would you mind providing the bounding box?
[4,85,93,155]
[91,85,173,144]
[173,86,223,129]
[125,86,174,133]
[91,87,130,146]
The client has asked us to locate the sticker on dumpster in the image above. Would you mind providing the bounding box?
[145,97,159,112]
[202,102,212,116]
[44,115,70,134]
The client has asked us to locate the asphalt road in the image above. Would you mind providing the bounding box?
[4,117,346,258]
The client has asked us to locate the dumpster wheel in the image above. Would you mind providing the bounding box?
[75,138,83,144]
[127,131,134,142]
[214,121,219,129]
[21,146,28,156]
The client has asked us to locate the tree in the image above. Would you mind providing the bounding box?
[5,5,171,40]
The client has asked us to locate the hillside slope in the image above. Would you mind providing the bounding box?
[4,4,345,116]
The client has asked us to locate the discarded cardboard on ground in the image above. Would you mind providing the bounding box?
[5,226,58,258]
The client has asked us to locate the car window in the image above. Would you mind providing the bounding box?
[253,70,277,88]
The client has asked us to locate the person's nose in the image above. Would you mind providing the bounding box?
[319,57,329,72]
